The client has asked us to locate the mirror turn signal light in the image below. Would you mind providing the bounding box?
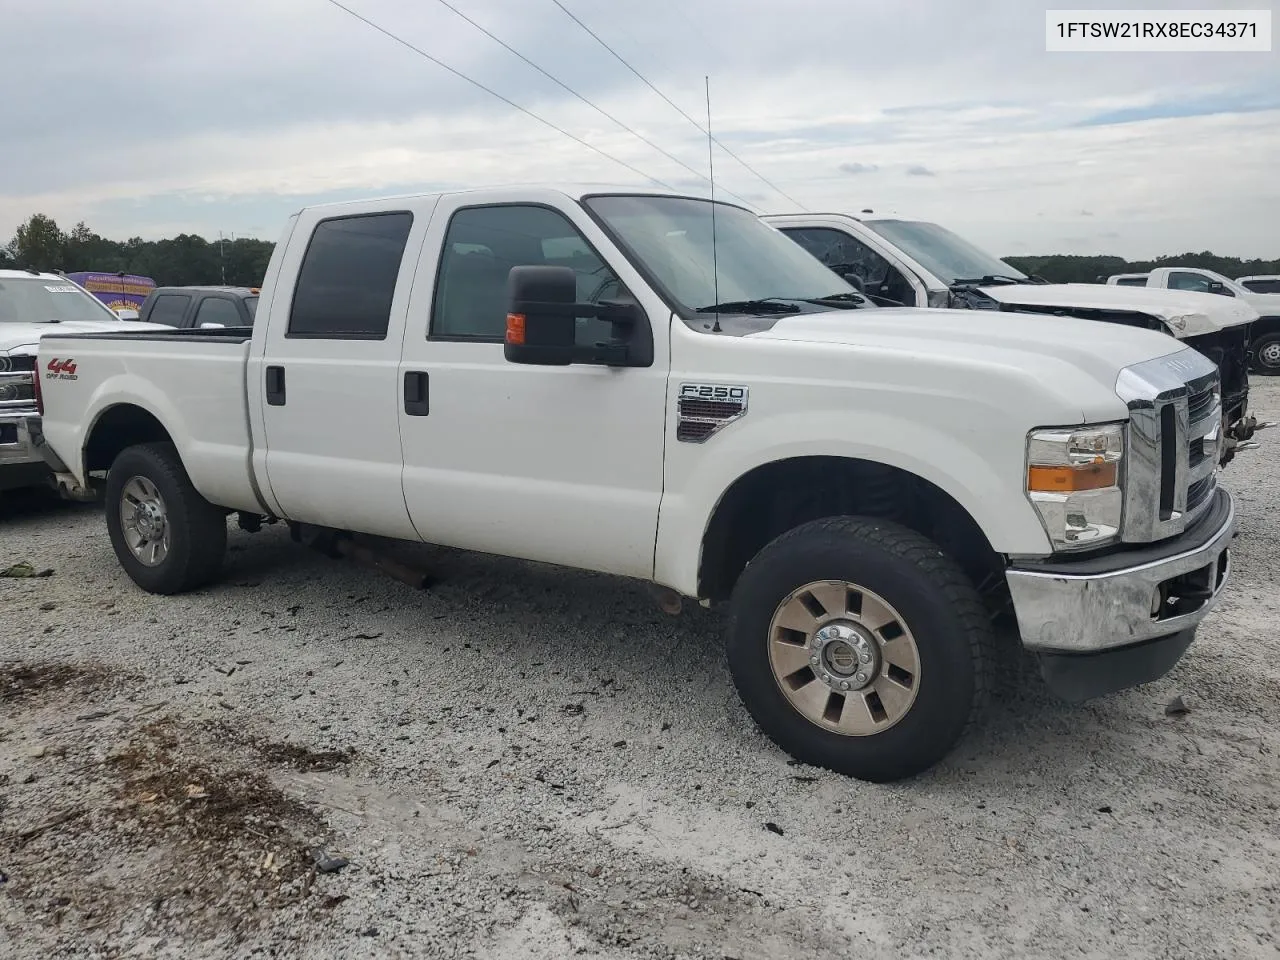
[506,313,526,345]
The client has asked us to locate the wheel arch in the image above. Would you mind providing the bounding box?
[695,455,1005,604]
[84,402,174,476]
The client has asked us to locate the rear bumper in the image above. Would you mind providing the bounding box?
[1005,488,1235,699]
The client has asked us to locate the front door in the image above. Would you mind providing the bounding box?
[397,197,669,578]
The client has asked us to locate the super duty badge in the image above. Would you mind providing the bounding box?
[676,382,748,443]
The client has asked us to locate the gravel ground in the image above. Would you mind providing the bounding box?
[2,379,1279,959]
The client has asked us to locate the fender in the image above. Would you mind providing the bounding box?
[653,405,1053,597]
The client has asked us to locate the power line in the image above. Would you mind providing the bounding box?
[429,0,759,211]
[547,0,806,210]
[321,0,674,190]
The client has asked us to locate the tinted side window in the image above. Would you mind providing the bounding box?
[431,205,628,343]
[1243,279,1280,293]
[780,226,919,305]
[147,294,190,326]
[1115,277,1148,287]
[194,297,244,327]
[288,212,413,339]
[1169,271,1211,293]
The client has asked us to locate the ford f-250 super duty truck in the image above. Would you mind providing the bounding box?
[1108,267,1280,376]
[765,213,1261,462]
[28,186,1236,782]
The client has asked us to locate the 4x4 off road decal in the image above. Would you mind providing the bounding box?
[45,358,78,381]
[676,382,748,443]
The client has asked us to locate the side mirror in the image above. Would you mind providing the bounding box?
[505,265,578,365]
[200,322,226,329]
[1206,280,1231,296]
[840,272,866,294]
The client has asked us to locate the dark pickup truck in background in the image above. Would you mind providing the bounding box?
[138,285,259,329]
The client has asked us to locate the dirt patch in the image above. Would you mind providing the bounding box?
[0,660,112,703]
[1,711,339,950]
[250,740,356,772]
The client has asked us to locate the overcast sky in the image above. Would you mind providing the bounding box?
[3,0,1277,258]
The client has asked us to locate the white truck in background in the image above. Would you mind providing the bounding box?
[1236,276,1280,295]
[27,186,1236,782]
[0,269,153,493]
[1108,267,1280,375]
[765,213,1262,461]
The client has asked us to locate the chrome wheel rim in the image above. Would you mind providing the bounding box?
[1260,341,1280,367]
[768,580,921,736]
[120,476,170,567]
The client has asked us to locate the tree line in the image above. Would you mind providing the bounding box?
[3,213,1277,288]
[2,214,274,288]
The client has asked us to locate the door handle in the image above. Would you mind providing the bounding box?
[265,365,286,406]
[403,370,429,416]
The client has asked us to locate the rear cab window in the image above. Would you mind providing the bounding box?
[287,212,414,339]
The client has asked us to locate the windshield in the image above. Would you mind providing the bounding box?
[583,195,860,317]
[244,296,259,320]
[0,277,122,324]
[861,219,1028,286]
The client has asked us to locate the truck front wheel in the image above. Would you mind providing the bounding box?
[727,517,994,782]
[1250,330,1280,375]
[105,442,227,595]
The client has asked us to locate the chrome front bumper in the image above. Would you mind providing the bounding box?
[0,409,42,468]
[1007,488,1235,655]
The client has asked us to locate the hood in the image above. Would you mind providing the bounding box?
[1,319,155,355]
[976,283,1258,336]
[745,306,1189,421]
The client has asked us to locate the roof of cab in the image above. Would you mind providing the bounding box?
[0,269,65,281]
[293,182,720,216]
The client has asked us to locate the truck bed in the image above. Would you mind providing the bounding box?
[37,328,264,513]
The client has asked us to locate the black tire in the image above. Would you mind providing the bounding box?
[105,442,227,595]
[727,516,994,782]
[1250,330,1280,375]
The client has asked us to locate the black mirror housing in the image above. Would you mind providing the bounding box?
[505,265,578,365]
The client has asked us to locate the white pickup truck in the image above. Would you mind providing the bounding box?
[28,186,1236,782]
[1108,267,1280,375]
[765,213,1261,460]
[0,269,153,493]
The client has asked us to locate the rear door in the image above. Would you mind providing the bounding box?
[257,201,431,538]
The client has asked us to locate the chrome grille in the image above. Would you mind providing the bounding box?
[0,364,36,410]
[1116,350,1220,543]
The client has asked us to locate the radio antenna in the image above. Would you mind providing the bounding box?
[705,75,721,333]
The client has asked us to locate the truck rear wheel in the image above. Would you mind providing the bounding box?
[105,442,227,595]
[726,517,993,782]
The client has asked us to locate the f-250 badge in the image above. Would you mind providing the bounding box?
[676,382,748,443]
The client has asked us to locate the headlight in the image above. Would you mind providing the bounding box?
[1026,423,1124,551]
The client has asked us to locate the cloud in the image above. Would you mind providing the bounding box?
[0,0,1276,258]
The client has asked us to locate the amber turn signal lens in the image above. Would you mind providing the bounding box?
[505,313,526,344]
[1027,462,1118,493]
